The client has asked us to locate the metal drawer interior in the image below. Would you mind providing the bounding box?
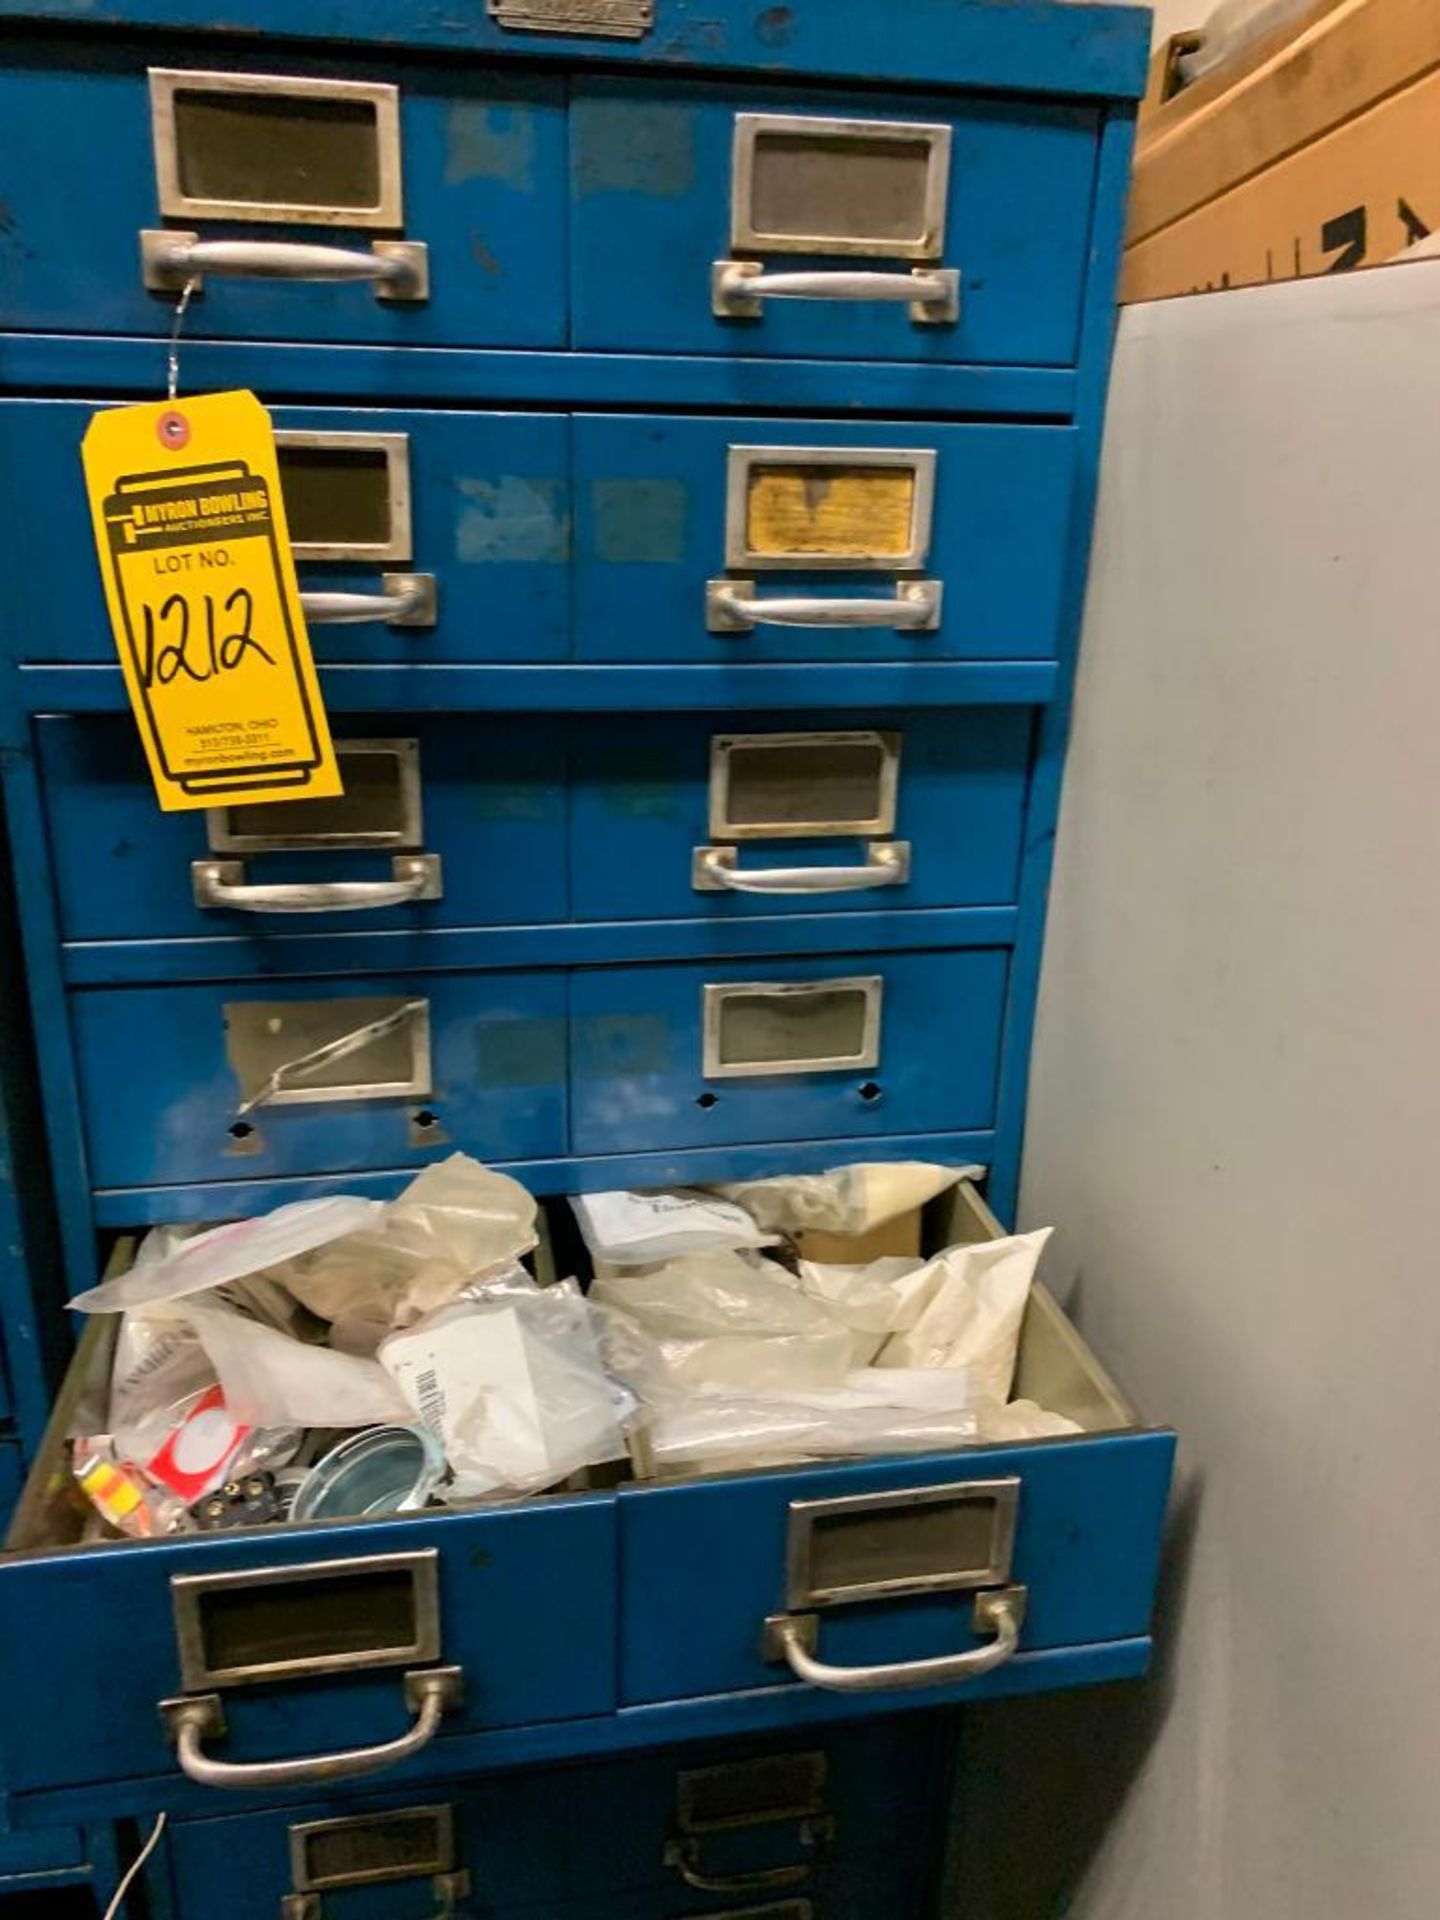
[0,43,566,347]
[570,77,1100,366]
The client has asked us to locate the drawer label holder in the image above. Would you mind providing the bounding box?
[488,0,652,37]
[82,391,342,813]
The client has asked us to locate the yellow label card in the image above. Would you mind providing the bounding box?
[82,391,341,812]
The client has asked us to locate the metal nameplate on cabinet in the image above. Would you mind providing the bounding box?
[709,731,901,840]
[786,1480,1021,1609]
[208,740,423,853]
[289,1804,456,1891]
[149,69,404,230]
[730,113,952,262]
[489,0,652,33]
[725,447,936,573]
[677,1751,828,1832]
[171,1550,442,1691]
[702,977,882,1078]
[224,995,433,1111]
[274,433,413,563]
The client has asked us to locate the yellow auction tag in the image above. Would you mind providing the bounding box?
[82,391,341,812]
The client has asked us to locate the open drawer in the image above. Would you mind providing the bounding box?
[0,1224,617,1811]
[0,1184,1170,1810]
[611,1183,1174,1706]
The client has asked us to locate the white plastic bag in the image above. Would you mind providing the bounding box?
[714,1162,982,1237]
[69,1198,382,1313]
[184,1299,411,1429]
[978,1398,1082,1442]
[380,1278,627,1498]
[788,1256,932,1366]
[106,1302,214,1435]
[873,1228,1051,1404]
[266,1155,537,1334]
[570,1188,778,1266]
[641,1369,983,1475]
[590,1251,853,1391]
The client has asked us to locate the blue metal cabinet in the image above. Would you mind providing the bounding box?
[0,45,567,347]
[39,714,568,941]
[72,973,567,1186]
[570,78,1100,366]
[570,950,1008,1154]
[0,0,1164,1874]
[569,708,1031,922]
[572,415,1078,663]
[0,401,570,665]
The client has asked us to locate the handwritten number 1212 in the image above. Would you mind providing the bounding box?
[139,587,277,687]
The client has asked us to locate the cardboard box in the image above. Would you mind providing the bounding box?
[1120,60,1440,301]
[1129,0,1440,247]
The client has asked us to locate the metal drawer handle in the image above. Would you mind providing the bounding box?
[713,259,959,324]
[664,1839,811,1895]
[141,232,429,303]
[694,842,909,895]
[707,578,942,633]
[194,854,443,915]
[160,1666,463,1791]
[763,1586,1026,1695]
[300,574,437,629]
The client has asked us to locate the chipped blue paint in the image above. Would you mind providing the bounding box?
[444,99,538,191]
[456,474,569,564]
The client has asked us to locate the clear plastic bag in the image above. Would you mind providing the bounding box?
[788,1256,932,1366]
[713,1162,982,1237]
[636,1370,983,1476]
[184,1298,412,1430]
[873,1228,1052,1404]
[380,1277,628,1498]
[590,1251,854,1391]
[69,1198,382,1313]
[265,1155,537,1336]
[570,1189,778,1266]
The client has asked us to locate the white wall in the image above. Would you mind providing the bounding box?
[976,260,1440,1920]
[1147,0,1199,41]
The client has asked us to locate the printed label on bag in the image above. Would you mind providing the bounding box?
[82,391,342,812]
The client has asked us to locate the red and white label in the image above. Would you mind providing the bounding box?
[145,1387,252,1503]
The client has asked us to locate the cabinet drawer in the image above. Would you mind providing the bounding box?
[163,1722,938,1918]
[0,1470,615,1803]
[617,1185,1173,1707]
[166,1780,577,1915]
[571,79,1099,366]
[0,46,564,346]
[573,415,1077,663]
[41,716,566,942]
[73,974,566,1187]
[570,949,1007,1155]
[567,1720,941,1898]
[1,401,569,665]
[571,709,1029,921]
